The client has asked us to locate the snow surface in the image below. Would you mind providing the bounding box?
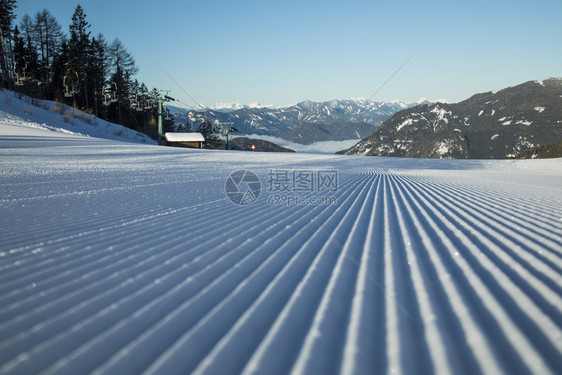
[1,102,562,374]
[0,89,156,145]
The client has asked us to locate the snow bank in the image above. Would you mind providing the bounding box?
[0,89,155,144]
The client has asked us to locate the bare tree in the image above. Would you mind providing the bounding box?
[33,9,64,71]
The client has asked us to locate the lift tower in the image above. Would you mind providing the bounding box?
[151,89,175,145]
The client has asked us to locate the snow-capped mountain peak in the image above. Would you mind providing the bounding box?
[196,102,276,113]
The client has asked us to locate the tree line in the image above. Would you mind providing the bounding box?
[0,1,173,138]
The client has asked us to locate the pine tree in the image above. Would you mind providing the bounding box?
[199,119,220,148]
[16,16,40,86]
[12,25,27,84]
[67,4,91,108]
[0,0,18,86]
[50,40,67,99]
[107,38,138,126]
[89,33,108,117]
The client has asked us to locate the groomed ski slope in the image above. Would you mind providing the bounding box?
[1,122,562,375]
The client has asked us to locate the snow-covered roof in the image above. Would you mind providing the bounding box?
[164,132,205,142]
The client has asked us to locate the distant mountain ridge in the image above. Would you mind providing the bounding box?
[343,78,562,158]
[169,98,433,144]
[193,102,276,113]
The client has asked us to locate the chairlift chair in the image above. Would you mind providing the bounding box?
[63,76,73,97]
[63,72,79,98]
[14,62,29,87]
[110,82,118,103]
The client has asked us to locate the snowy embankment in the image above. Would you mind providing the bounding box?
[0,89,155,144]
[1,114,562,374]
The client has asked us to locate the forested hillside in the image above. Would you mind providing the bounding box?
[0,1,173,139]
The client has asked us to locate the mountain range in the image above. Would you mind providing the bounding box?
[342,78,562,158]
[169,98,433,144]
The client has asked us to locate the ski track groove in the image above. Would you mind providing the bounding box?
[1,135,561,375]
[411,178,562,291]
[28,172,366,374]
[0,174,364,373]
[139,171,371,375]
[394,174,561,374]
[424,180,562,252]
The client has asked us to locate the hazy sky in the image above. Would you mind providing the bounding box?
[15,0,562,108]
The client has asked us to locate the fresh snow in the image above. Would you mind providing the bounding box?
[535,106,546,113]
[1,96,562,375]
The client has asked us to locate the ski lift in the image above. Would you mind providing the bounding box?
[63,72,79,98]
[161,104,171,120]
[14,62,29,87]
[102,82,118,105]
[128,94,138,110]
[110,83,118,103]
[102,89,111,105]
[129,94,144,112]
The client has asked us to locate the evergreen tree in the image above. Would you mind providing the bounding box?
[67,4,91,108]
[0,0,18,86]
[50,40,67,99]
[16,17,40,84]
[198,119,220,148]
[89,33,108,117]
[12,25,26,82]
[106,38,138,126]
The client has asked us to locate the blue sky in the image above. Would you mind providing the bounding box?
[15,0,562,108]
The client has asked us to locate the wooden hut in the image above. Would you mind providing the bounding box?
[164,132,205,149]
